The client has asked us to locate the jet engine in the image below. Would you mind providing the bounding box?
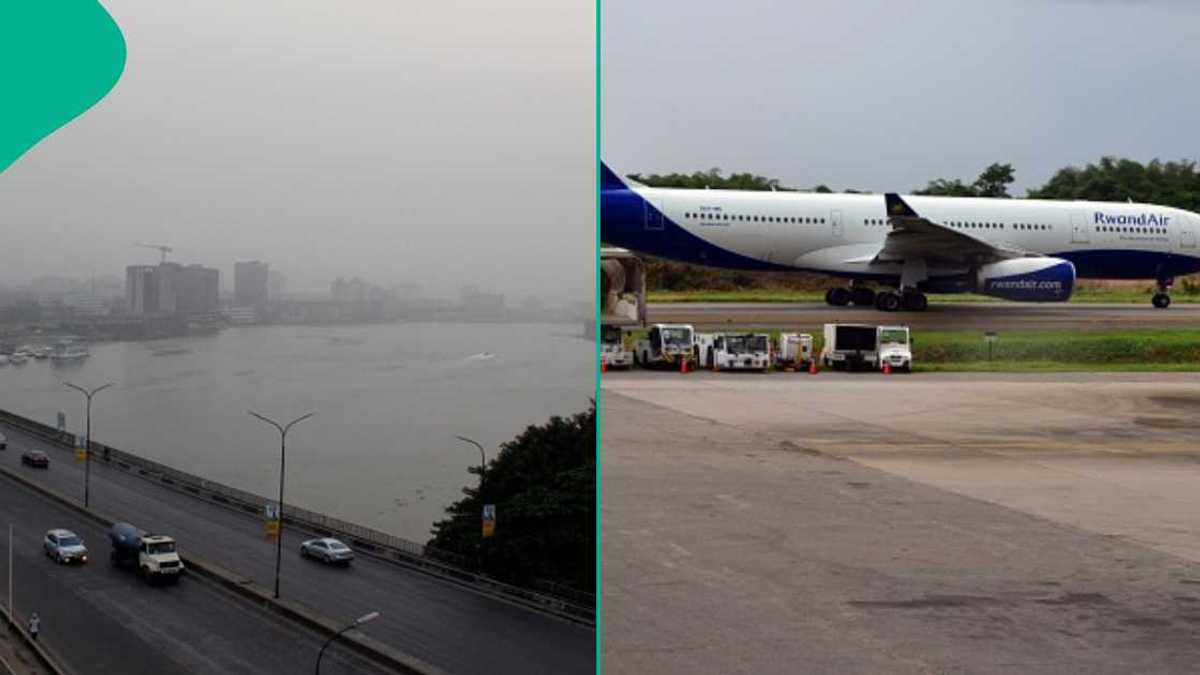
[976,257,1075,302]
[601,249,646,324]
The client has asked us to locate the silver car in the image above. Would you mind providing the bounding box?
[44,529,88,564]
[300,538,354,565]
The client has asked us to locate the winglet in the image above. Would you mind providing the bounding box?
[885,193,918,218]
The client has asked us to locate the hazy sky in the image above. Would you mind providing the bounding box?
[602,0,1200,195]
[1,0,594,302]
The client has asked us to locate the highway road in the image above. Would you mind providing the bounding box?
[648,301,1200,330]
[0,422,593,675]
[0,471,387,675]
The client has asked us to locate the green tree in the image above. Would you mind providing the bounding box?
[1028,157,1200,210]
[914,163,1014,197]
[428,404,595,592]
[629,168,795,192]
[973,163,1015,198]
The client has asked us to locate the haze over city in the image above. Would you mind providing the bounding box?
[0,0,594,303]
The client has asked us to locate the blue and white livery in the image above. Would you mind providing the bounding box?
[601,162,1200,310]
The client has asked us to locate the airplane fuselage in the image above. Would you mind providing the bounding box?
[601,165,1200,289]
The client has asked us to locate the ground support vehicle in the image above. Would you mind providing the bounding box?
[695,332,771,372]
[633,324,695,369]
[600,324,633,369]
[774,333,813,371]
[821,324,912,372]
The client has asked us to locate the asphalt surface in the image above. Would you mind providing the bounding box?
[648,301,1200,330]
[0,471,386,675]
[602,372,1200,674]
[0,422,593,675]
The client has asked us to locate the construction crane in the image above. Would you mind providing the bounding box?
[135,242,173,263]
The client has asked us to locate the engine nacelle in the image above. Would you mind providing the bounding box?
[976,258,1075,302]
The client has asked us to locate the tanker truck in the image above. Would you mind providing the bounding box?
[110,522,184,584]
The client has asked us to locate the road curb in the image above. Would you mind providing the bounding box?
[0,465,444,675]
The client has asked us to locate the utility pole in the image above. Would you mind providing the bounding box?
[248,411,314,599]
[8,523,13,621]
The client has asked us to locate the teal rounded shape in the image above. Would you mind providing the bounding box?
[0,1,127,172]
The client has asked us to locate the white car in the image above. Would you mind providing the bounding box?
[44,529,88,564]
[300,537,354,565]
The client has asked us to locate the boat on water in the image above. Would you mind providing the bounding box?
[49,340,90,362]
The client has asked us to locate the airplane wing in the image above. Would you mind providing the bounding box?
[875,193,1033,265]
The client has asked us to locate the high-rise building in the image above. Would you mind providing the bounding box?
[126,265,164,314]
[173,264,220,314]
[267,270,287,301]
[331,277,369,307]
[126,263,219,315]
[234,261,270,309]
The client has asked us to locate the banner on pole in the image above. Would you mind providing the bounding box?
[482,504,496,538]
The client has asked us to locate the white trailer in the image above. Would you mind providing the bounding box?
[600,324,633,369]
[633,324,696,368]
[694,332,770,372]
[820,324,912,372]
[774,333,813,370]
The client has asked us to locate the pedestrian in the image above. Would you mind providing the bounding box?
[28,612,40,641]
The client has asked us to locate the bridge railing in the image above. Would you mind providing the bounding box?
[0,408,594,623]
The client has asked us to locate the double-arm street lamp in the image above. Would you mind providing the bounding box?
[64,382,114,508]
[248,410,314,600]
[315,611,381,674]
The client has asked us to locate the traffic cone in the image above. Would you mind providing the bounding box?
[808,359,818,374]
[883,362,892,375]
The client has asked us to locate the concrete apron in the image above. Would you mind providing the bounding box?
[603,373,1200,564]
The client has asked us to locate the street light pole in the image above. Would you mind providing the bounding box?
[64,382,113,508]
[248,410,314,600]
[454,436,488,572]
[315,611,380,675]
[453,435,487,498]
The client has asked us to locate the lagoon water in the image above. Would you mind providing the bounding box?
[0,323,592,543]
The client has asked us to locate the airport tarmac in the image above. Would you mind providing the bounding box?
[648,301,1200,330]
[601,371,1200,674]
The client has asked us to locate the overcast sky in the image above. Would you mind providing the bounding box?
[603,0,1200,195]
[1,0,594,302]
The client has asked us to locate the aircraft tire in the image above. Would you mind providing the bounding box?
[1153,293,1171,309]
[825,288,851,306]
[901,292,928,312]
[850,287,876,306]
[874,291,901,312]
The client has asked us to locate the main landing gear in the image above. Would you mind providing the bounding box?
[825,286,927,312]
[1152,278,1172,309]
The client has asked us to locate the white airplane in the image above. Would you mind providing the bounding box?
[600,162,1200,310]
